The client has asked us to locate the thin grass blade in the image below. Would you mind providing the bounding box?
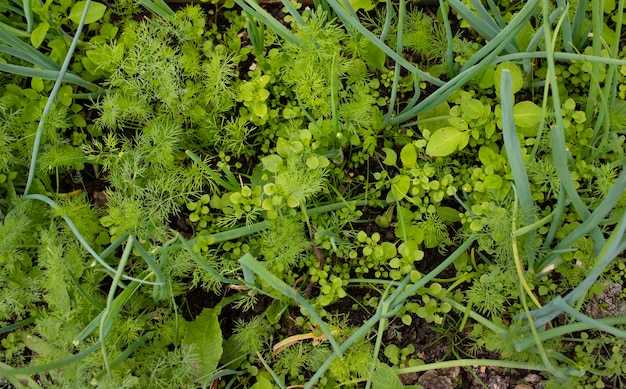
[448,0,517,53]
[571,0,589,48]
[234,0,300,47]
[23,194,161,285]
[0,62,101,91]
[138,0,174,18]
[0,22,60,69]
[22,0,33,32]
[500,70,534,214]
[239,253,343,358]
[523,208,626,327]
[325,0,443,87]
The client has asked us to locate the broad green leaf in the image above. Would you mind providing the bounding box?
[350,0,377,11]
[437,206,461,222]
[250,376,274,389]
[400,144,417,168]
[306,155,319,169]
[478,145,496,166]
[381,241,397,259]
[514,21,535,53]
[419,100,450,131]
[394,223,424,249]
[478,66,495,90]
[184,308,222,378]
[363,40,386,71]
[387,174,411,201]
[69,1,107,24]
[262,155,282,173]
[462,99,484,120]
[483,174,503,189]
[604,0,616,12]
[513,101,542,136]
[253,103,267,118]
[494,61,523,97]
[372,363,404,389]
[426,127,469,157]
[382,147,397,166]
[30,22,49,48]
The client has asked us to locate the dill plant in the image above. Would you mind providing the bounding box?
[254,217,311,274]
[466,265,517,318]
[233,316,272,355]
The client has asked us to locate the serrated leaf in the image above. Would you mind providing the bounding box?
[31,22,49,48]
[184,308,222,378]
[69,1,107,24]
[426,127,469,157]
[372,363,404,389]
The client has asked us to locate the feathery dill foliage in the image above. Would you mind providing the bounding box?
[86,5,247,241]
[0,201,47,323]
[92,5,237,135]
[0,107,19,171]
[255,217,311,273]
[233,316,272,354]
[527,157,560,199]
[281,11,348,118]
[277,151,328,207]
[278,10,382,135]
[274,343,330,381]
[466,265,517,318]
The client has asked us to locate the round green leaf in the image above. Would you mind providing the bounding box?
[462,99,484,120]
[495,61,523,97]
[426,127,470,157]
[306,155,319,169]
[261,155,282,173]
[513,101,542,136]
[69,1,107,25]
[253,103,267,118]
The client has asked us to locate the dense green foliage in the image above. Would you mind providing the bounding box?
[1,0,626,388]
